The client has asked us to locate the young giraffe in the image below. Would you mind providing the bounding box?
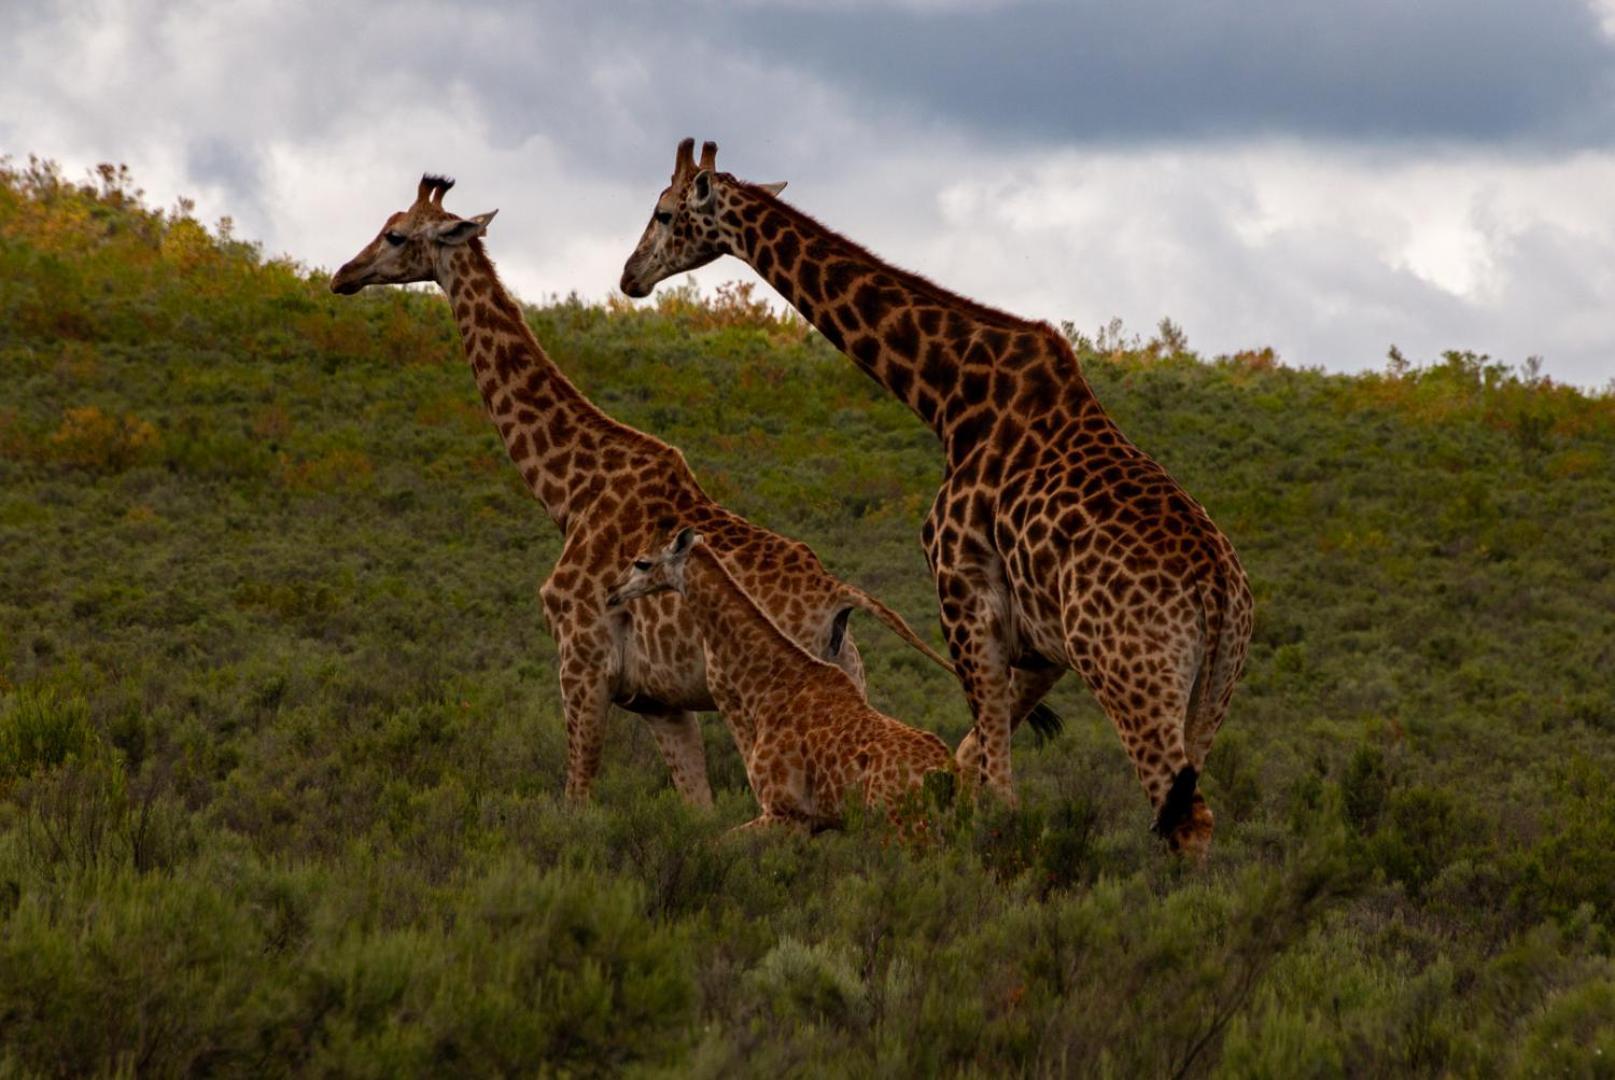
[608,528,956,832]
[330,174,964,807]
[619,141,1254,856]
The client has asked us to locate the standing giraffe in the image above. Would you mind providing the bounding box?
[608,528,956,834]
[619,141,1253,856]
[330,174,966,807]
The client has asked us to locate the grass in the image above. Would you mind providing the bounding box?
[1,157,1614,1075]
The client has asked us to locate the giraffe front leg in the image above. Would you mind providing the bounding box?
[642,710,714,809]
[729,809,814,835]
[731,812,781,833]
[556,650,613,803]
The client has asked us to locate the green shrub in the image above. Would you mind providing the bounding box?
[1341,742,1391,832]
[0,688,96,781]
[1368,785,1464,896]
[300,862,695,1076]
[3,158,1615,1074]
[0,870,267,1076]
[745,937,871,1029]
[1516,977,1615,1076]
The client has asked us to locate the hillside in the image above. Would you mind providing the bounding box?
[2,159,1614,1075]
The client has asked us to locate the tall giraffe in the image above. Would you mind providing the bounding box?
[330,174,963,807]
[608,528,955,834]
[619,141,1253,855]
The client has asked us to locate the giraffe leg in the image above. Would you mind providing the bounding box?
[828,633,868,696]
[641,710,713,809]
[730,810,811,834]
[556,647,613,803]
[956,665,1066,778]
[935,574,1020,806]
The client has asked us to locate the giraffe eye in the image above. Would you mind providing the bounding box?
[633,559,653,571]
[654,211,672,226]
[384,231,407,246]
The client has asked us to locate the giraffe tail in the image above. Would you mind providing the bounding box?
[1155,557,1242,841]
[836,586,1066,742]
[835,584,959,678]
[1183,555,1248,769]
[1151,765,1200,840]
[1024,701,1064,743]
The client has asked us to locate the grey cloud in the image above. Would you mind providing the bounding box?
[720,0,1615,148]
[185,137,261,201]
[3,0,1613,387]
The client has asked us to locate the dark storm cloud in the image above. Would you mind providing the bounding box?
[721,0,1615,146]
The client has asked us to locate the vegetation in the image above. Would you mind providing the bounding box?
[2,158,1613,1075]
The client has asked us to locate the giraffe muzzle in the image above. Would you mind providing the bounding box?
[329,262,369,295]
[619,269,652,299]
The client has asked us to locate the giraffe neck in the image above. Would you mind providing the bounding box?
[679,547,805,688]
[437,242,626,532]
[715,181,1097,455]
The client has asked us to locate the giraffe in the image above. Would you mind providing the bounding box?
[608,528,956,833]
[330,173,968,807]
[618,140,1254,856]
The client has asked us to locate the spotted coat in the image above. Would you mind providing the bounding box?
[620,141,1255,856]
[610,532,955,831]
[331,175,958,807]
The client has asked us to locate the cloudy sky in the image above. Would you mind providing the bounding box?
[7,0,1615,386]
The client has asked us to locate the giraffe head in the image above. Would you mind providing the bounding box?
[619,138,785,298]
[330,175,498,295]
[606,527,703,607]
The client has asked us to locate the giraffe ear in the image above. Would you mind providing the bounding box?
[756,181,787,197]
[668,527,701,557]
[689,171,716,212]
[433,210,497,245]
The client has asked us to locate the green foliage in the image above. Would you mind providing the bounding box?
[0,688,96,781]
[3,160,1615,1073]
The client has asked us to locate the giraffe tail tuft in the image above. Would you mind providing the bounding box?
[1151,765,1200,841]
[1025,700,1064,743]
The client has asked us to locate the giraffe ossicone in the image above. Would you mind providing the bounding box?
[620,140,1255,858]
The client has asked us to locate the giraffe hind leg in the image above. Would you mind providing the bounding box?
[955,665,1066,774]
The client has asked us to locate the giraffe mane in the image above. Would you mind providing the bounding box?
[471,237,693,458]
[730,176,1039,334]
